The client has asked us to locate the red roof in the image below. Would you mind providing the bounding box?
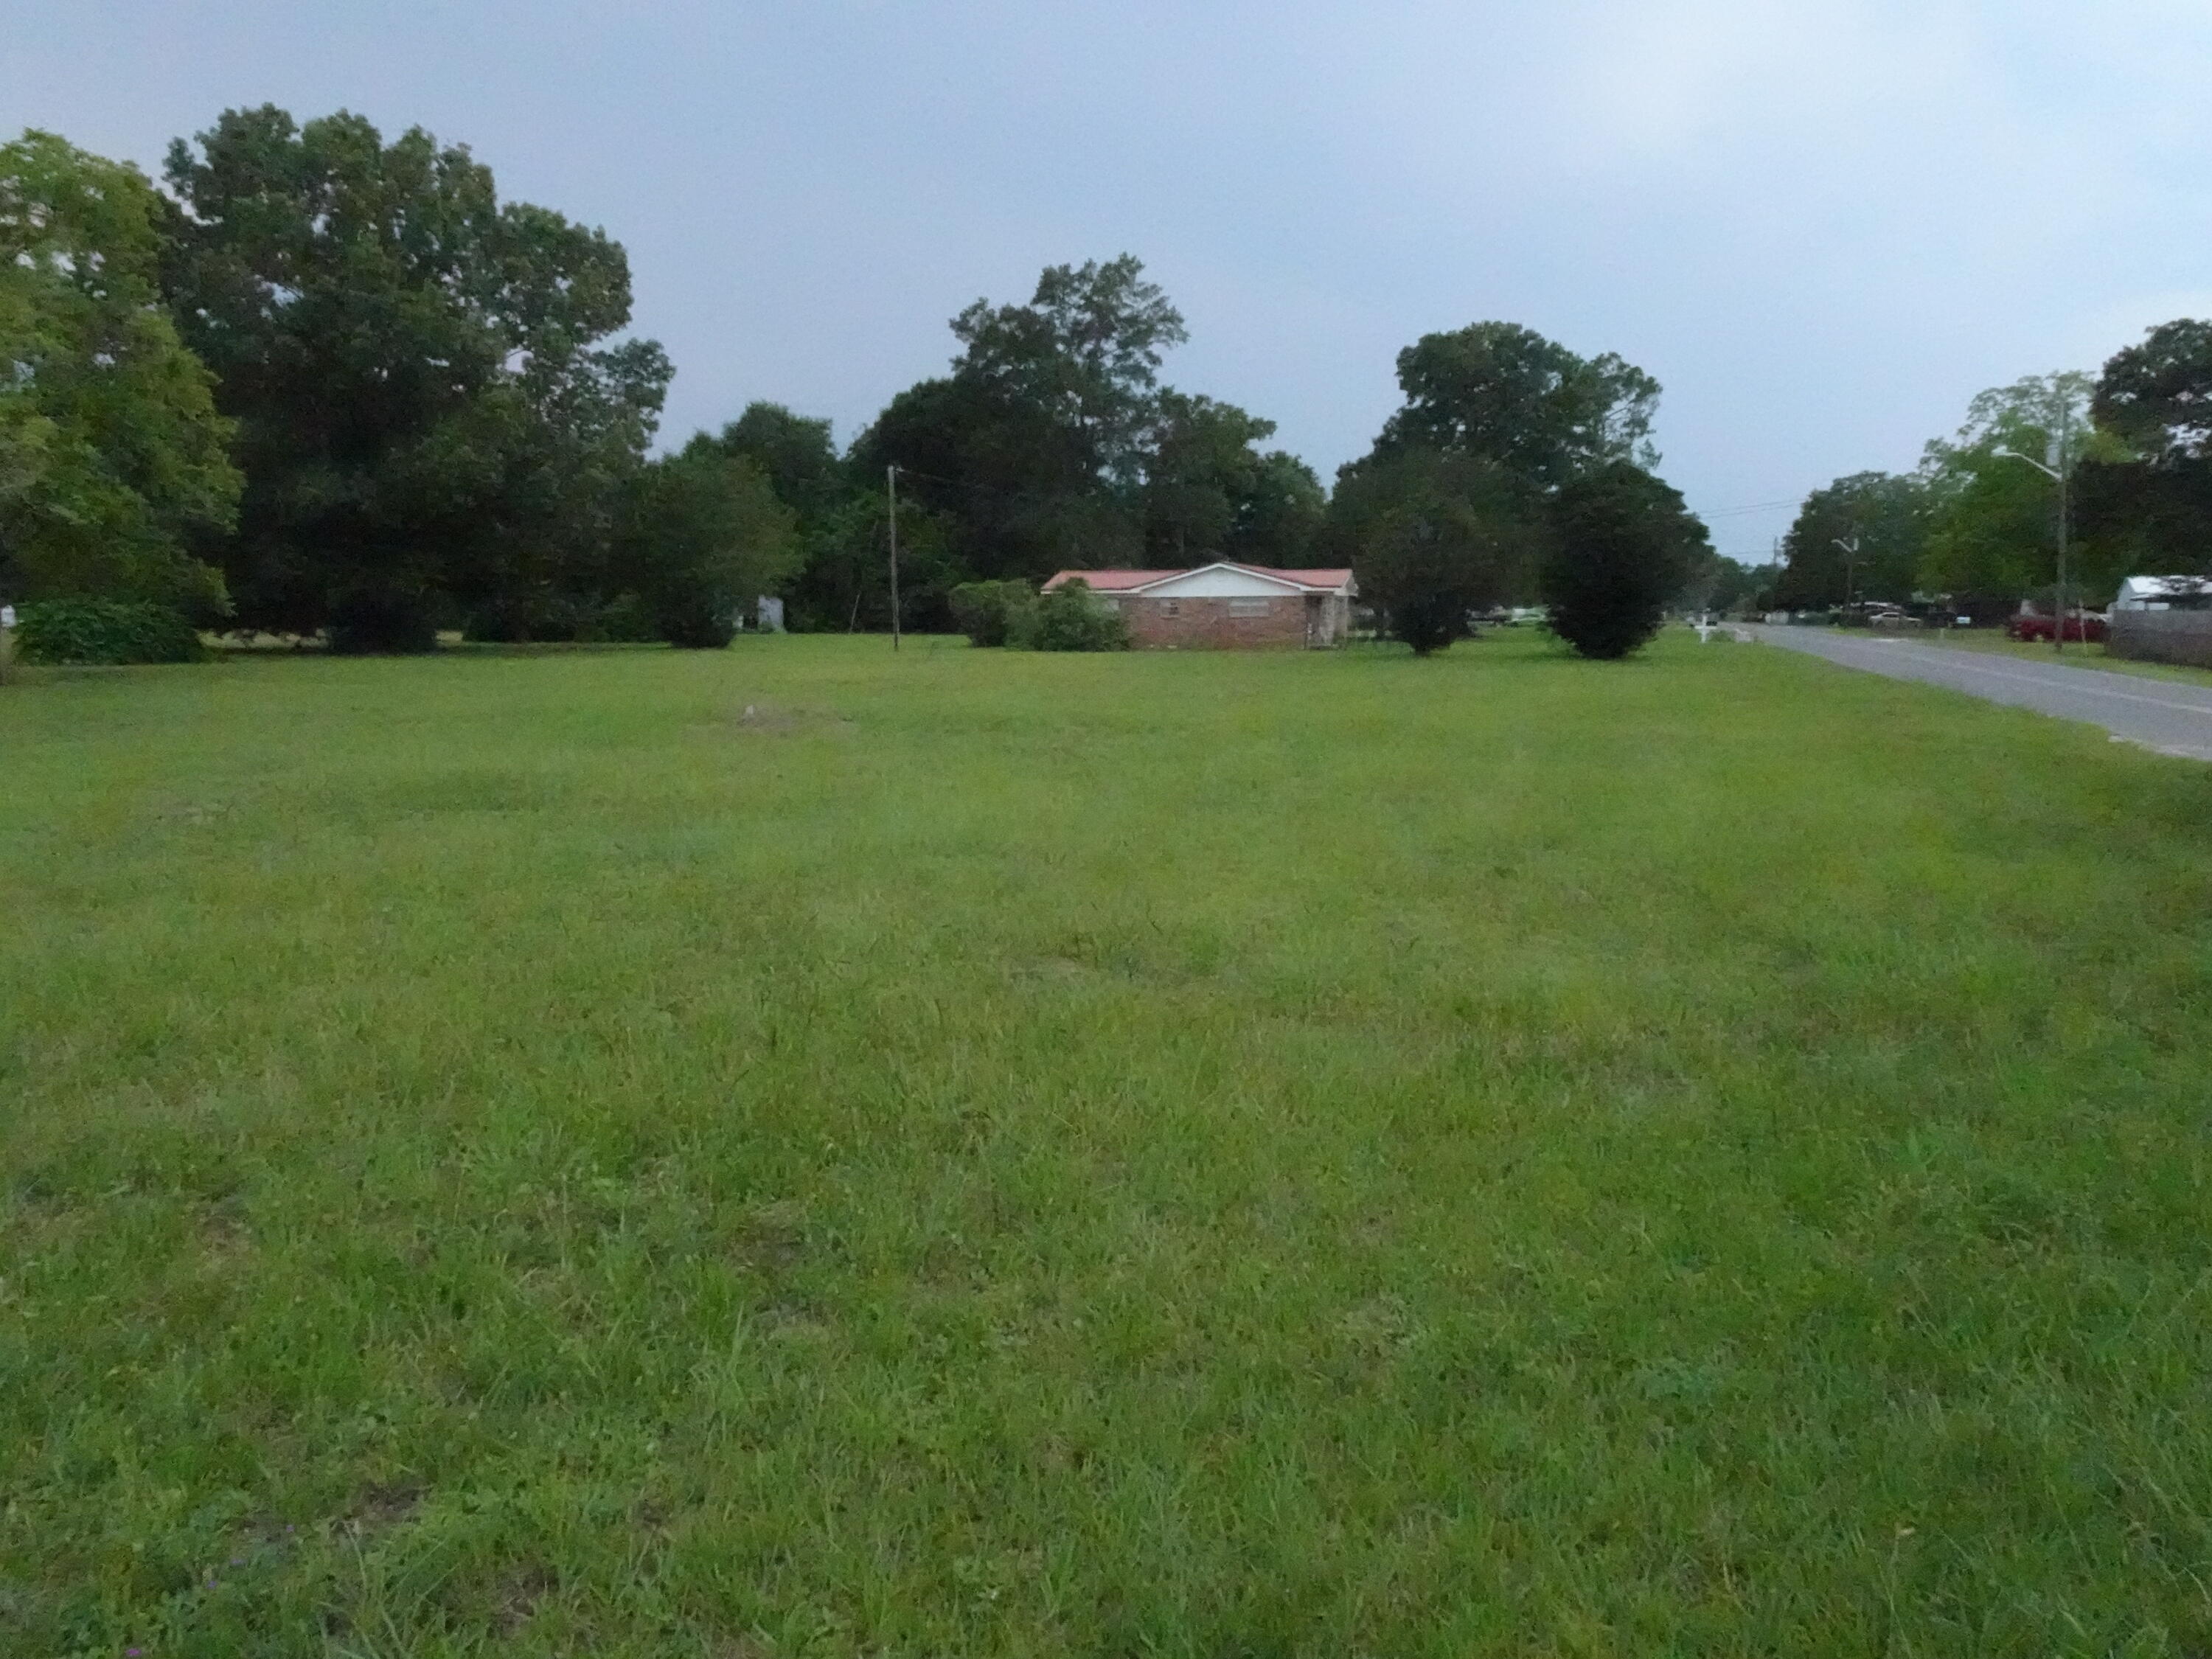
[1042,568,1187,592]
[1043,563,1354,594]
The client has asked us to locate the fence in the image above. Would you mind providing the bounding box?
[2108,608,2212,669]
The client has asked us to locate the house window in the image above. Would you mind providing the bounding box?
[1228,599,1271,617]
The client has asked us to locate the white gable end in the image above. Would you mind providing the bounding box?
[1135,564,1308,598]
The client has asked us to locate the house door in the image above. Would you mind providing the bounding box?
[1304,594,1322,647]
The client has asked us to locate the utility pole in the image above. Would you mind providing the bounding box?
[1993,404,2074,653]
[886,464,902,653]
[2054,402,2071,655]
[1832,536,1861,616]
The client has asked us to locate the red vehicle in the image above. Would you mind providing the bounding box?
[2006,609,2107,643]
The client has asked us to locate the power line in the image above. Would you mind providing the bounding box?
[1700,498,1804,518]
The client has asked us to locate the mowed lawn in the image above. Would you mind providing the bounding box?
[5,632,2211,1658]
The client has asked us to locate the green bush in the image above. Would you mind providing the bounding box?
[586,593,663,644]
[13,599,206,665]
[948,580,1037,647]
[461,593,663,644]
[1021,579,1131,652]
[327,594,440,655]
[1541,463,1708,661]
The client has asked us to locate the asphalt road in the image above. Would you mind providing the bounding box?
[1750,627,2212,762]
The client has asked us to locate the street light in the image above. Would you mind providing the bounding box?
[1992,411,2073,653]
[1832,537,1861,615]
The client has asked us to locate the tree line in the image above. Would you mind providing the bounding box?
[4,109,1712,660]
[1764,333,2212,617]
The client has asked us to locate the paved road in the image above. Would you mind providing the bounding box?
[1750,627,2212,762]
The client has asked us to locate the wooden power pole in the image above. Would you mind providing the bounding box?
[886,465,902,652]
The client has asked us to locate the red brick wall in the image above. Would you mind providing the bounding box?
[1119,595,1312,649]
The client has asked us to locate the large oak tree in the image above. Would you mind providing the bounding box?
[160,106,668,648]
[0,130,238,614]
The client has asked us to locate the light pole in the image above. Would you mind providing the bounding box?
[1832,536,1861,616]
[1993,406,2073,654]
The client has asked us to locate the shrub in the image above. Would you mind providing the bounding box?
[462,592,662,644]
[1542,463,1708,660]
[655,599,738,650]
[327,593,440,654]
[13,599,206,665]
[1022,579,1130,652]
[1340,450,1531,656]
[586,593,662,644]
[948,580,1037,647]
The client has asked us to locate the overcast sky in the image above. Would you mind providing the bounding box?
[10,1,2209,559]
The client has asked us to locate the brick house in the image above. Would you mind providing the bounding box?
[1040,562,1357,649]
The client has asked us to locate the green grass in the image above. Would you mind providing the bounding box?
[4,633,2211,1657]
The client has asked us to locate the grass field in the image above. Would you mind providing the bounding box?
[5,632,2211,1657]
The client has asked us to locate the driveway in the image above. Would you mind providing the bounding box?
[1750,627,2212,762]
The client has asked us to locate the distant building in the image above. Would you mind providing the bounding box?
[2109,575,2212,667]
[1041,562,1357,649]
[2110,575,2212,612]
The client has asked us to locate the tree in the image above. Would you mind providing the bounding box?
[620,443,799,647]
[1338,448,1533,655]
[1224,451,1327,568]
[1773,472,1930,610]
[2083,320,2212,577]
[1680,554,1771,616]
[854,257,1191,582]
[849,369,1115,582]
[1543,462,1709,659]
[706,402,844,528]
[1915,372,2132,605]
[792,490,959,634]
[947,579,1036,647]
[0,130,237,615]
[160,106,667,648]
[2094,319,2212,466]
[1336,320,1677,652]
[1374,321,1660,495]
[1141,391,1275,560]
[1024,577,1129,651]
[951,254,1186,493]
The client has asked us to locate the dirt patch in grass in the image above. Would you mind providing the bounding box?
[345,1480,426,1536]
[492,1563,559,1635]
[717,699,854,737]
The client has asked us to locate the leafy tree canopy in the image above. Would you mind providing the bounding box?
[0,129,237,613]
[1141,390,1276,561]
[1680,554,1772,616]
[950,254,1186,492]
[855,257,1231,583]
[1226,450,1327,570]
[1375,321,1660,495]
[1773,471,1930,610]
[160,105,668,647]
[705,402,844,528]
[621,442,800,647]
[1542,462,1709,659]
[794,490,959,635]
[2094,319,2212,466]
[1915,372,2133,603]
[1337,448,1533,655]
[2083,321,2212,578]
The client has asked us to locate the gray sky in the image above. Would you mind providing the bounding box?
[10,1,2209,559]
